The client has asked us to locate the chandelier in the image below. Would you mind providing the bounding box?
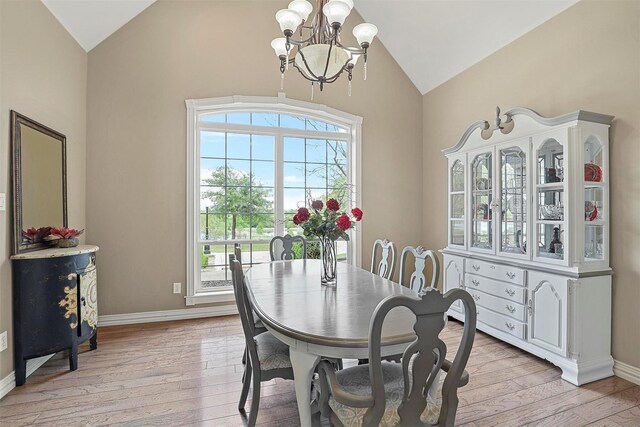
[271,0,378,96]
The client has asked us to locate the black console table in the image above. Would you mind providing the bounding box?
[11,245,99,385]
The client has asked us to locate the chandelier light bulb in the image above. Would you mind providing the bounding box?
[353,23,378,48]
[288,0,313,22]
[276,8,303,34]
[271,37,288,57]
[322,1,351,28]
[329,0,353,10]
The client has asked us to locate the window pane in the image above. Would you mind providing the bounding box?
[306,164,326,188]
[200,159,225,183]
[306,139,326,163]
[280,114,306,129]
[252,134,274,161]
[252,160,274,187]
[326,123,348,133]
[200,243,232,289]
[252,113,279,127]
[200,213,226,240]
[306,119,327,131]
[200,186,224,213]
[328,140,347,163]
[250,187,274,213]
[284,162,305,188]
[226,112,251,125]
[228,213,252,239]
[227,133,250,159]
[200,131,225,158]
[327,163,347,188]
[227,160,251,182]
[284,137,305,162]
[200,113,225,123]
[284,188,306,211]
[251,214,275,239]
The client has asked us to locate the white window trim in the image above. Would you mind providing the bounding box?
[185,93,363,306]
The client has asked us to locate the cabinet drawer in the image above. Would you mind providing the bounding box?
[466,273,526,304]
[468,289,526,322]
[477,306,526,340]
[467,259,525,286]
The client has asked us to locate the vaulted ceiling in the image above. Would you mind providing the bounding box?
[41,0,578,94]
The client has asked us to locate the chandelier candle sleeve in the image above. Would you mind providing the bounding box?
[272,0,377,93]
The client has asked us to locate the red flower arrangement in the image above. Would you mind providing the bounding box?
[48,227,84,239]
[22,226,52,242]
[293,198,362,242]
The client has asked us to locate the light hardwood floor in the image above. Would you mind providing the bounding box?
[1,316,638,426]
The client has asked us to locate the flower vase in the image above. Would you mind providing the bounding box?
[319,237,337,286]
[57,237,79,248]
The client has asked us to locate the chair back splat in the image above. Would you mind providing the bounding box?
[399,246,440,293]
[371,239,396,280]
[269,234,307,261]
[366,288,476,426]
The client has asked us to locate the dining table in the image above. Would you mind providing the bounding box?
[244,259,420,427]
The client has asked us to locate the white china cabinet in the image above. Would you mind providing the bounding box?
[442,107,614,385]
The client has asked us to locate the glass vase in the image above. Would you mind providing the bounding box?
[319,236,337,286]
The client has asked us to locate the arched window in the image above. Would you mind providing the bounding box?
[185,94,362,304]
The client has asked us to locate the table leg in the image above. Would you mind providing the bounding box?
[289,347,320,427]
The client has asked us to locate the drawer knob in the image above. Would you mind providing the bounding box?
[472,294,480,301]
[506,271,516,279]
[472,264,480,271]
[505,322,515,331]
[505,305,516,313]
[505,288,516,297]
[471,279,480,286]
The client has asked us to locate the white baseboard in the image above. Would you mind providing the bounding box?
[98,304,238,327]
[0,354,55,400]
[614,359,640,385]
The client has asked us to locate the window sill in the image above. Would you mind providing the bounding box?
[185,290,235,306]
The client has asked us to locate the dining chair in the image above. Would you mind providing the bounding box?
[229,254,294,427]
[316,287,476,427]
[235,243,267,366]
[370,239,396,280]
[399,246,440,293]
[269,234,307,261]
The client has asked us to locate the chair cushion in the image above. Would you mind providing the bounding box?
[327,362,440,427]
[254,332,291,370]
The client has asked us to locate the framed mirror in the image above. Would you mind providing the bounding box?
[11,111,67,254]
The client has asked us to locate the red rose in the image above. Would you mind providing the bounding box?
[326,198,340,212]
[293,214,301,225]
[351,207,363,221]
[311,200,323,211]
[297,207,310,222]
[337,215,352,231]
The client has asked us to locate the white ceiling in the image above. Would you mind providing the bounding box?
[41,0,578,93]
[41,0,156,52]
[356,0,579,94]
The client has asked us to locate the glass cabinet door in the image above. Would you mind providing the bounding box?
[471,152,493,251]
[449,159,465,247]
[583,135,606,261]
[535,137,566,262]
[499,145,527,256]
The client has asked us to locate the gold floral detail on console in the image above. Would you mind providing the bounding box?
[58,281,78,329]
[80,268,98,329]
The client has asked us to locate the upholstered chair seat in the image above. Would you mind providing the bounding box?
[326,362,440,427]
[254,332,292,370]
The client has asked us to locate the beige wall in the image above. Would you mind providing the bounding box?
[0,0,87,380]
[422,0,640,368]
[86,0,423,315]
